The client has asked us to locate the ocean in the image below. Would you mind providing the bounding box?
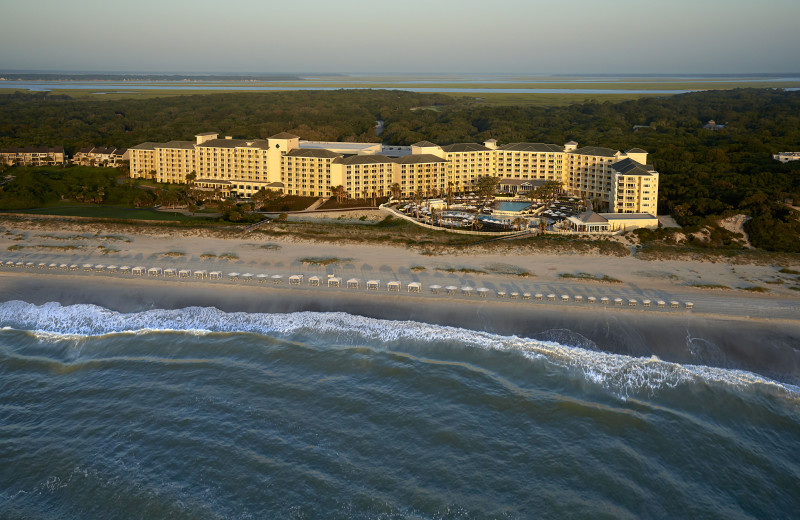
[1,301,798,519]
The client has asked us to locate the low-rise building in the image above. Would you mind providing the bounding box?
[773,152,800,163]
[0,146,65,166]
[72,146,129,166]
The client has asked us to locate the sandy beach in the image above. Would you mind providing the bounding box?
[1,215,798,383]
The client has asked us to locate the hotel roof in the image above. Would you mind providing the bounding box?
[394,154,448,164]
[284,148,341,159]
[334,154,396,165]
[411,140,439,148]
[441,143,491,153]
[197,139,269,149]
[570,146,618,157]
[155,141,196,150]
[611,157,654,176]
[300,141,380,152]
[130,142,158,150]
[497,143,565,153]
[626,148,647,153]
[269,132,300,139]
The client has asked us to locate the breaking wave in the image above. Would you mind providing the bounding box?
[0,300,797,399]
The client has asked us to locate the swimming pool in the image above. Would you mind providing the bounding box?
[496,201,531,212]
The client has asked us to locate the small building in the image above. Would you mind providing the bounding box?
[566,211,659,232]
[497,178,545,194]
[703,120,726,131]
[566,211,611,232]
[773,152,800,163]
[72,146,130,166]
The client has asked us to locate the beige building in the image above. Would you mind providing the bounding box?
[72,146,129,166]
[0,146,65,166]
[773,152,800,163]
[128,131,660,215]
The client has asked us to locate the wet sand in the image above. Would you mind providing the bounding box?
[2,272,798,385]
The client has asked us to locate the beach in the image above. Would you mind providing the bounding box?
[1,214,798,384]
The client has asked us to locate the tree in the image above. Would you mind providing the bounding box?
[186,171,197,184]
[332,185,345,204]
[475,175,499,205]
[390,183,401,200]
[531,180,562,205]
[251,187,274,209]
[446,181,454,209]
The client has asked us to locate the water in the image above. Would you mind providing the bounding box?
[0,81,699,95]
[1,301,799,519]
[496,201,531,213]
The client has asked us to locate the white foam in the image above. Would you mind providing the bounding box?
[0,300,797,398]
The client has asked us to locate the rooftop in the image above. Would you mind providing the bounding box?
[599,212,658,220]
[441,143,491,153]
[570,146,619,158]
[269,132,300,140]
[284,148,341,159]
[497,143,565,153]
[334,154,396,165]
[611,157,655,176]
[155,141,196,150]
[197,139,269,149]
[395,154,448,164]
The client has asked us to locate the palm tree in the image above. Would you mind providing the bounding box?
[446,181,454,209]
[390,183,401,200]
[332,185,345,204]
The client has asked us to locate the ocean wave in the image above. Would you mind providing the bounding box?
[0,300,797,398]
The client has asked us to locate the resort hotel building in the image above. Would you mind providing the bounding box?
[130,132,659,214]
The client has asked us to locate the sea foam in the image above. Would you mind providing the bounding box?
[0,300,797,398]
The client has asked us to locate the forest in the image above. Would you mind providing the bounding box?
[0,88,798,251]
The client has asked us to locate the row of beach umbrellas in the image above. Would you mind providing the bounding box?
[0,260,694,309]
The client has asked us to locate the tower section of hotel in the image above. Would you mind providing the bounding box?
[565,145,656,213]
[195,133,270,198]
[495,142,566,182]
[397,141,449,197]
[440,141,496,192]
[332,154,396,198]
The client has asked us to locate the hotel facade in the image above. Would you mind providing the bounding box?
[130,132,659,214]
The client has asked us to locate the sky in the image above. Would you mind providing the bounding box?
[1,0,798,75]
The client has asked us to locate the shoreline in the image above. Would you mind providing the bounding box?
[2,271,799,385]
